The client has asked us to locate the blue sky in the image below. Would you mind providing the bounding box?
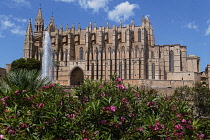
[0,0,210,71]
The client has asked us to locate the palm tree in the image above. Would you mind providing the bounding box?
[0,69,49,93]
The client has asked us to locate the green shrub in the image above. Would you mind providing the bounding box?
[0,78,205,139]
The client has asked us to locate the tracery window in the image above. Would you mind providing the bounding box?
[169,50,174,72]
[79,47,83,60]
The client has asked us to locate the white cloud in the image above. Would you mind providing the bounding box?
[55,0,75,2]
[185,22,198,31]
[11,0,31,7]
[14,18,27,23]
[78,0,110,12]
[0,34,5,38]
[0,15,26,36]
[108,1,139,23]
[11,27,25,36]
[205,25,210,36]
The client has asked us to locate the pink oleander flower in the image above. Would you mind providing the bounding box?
[14,91,19,93]
[174,124,182,130]
[110,105,117,112]
[4,96,9,99]
[83,138,88,140]
[135,93,140,97]
[94,131,99,135]
[176,113,181,117]
[99,85,103,88]
[101,120,106,125]
[182,119,187,123]
[116,84,126,90]
[121,116,126,121]
[22,90,26,92]
[137,127,143,131]
[38,103,44,109]
[0,135,4,139]
[101,92,105,97]
[147,102,151,106]
[0,98,5,102]
[82,130,88,134]
[50,84,55,87]
[116,77,122,83]
[20,123,26,129]
[200,134,205,139]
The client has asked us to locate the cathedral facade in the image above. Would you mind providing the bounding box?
[24,8,200,88]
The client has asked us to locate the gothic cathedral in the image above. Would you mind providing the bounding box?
[24,8,200,88]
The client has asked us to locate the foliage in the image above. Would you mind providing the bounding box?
[11,58,41,71]
[174,83,210,138]
[0,69,49,94]
[0,77,205,139]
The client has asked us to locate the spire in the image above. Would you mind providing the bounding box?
[78,23,81,30]
[37,8,43,21]
[106,21,109,28]
[35,8,44,32]
[119,20,122,28]
[132,19,135,26]
[26,19,33,35]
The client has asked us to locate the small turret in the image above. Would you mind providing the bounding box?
[35,8,44,32]
[24,19,34,59]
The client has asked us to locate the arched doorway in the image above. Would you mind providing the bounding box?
[70,67,84,85]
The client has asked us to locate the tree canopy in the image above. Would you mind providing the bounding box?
[11,58,41,71]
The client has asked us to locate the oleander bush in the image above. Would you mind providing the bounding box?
[0,74,205,139]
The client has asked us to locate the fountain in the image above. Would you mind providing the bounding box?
[42,31,54,82]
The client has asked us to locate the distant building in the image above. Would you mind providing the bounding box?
[0,68,6,78]
[23,8,200,88]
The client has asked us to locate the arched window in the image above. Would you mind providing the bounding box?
[135,46,138,58]
[80,47,83,60]
[138,29,141,42]
[151,51,154,58]
[95,48,98,60]
[169,50,174,72]
[152,63,155,79]
[180,51,182,71]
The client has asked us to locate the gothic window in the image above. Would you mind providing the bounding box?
[180,51,182,71]
[169,50,174,72]
[138,29,141,42]
[125,31,127,42]
[152,63,155,79]
[79,47,83,60]
[135,46,138,58]
[95,48,98,60]
[151,51,154,58]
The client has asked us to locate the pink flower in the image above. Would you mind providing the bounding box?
[83,139,88,140]
[101,120,106,125]
[4,96,9,99]
[22,90,27,92]
[176,113,181,118]
[147,102,151,106]
[0,135,4,139]
[174,124,182,130]
[38,103,44,109]
[20,123,26,129]
[182,119,187,123]
[137,127,143,131]
[110,105,117,112]
[14,91,19,93]
[50,84,55,87]
[116,78,122,84]
[101,92,105,97]
[121,116,126,121]
[200,134,205,139]
[99,85,103,88]
[116,84,126,90]
[135,93,140,97]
